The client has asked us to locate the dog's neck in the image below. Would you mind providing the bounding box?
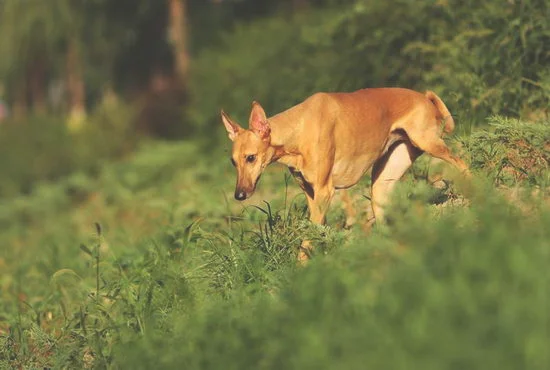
[266,109,305,170]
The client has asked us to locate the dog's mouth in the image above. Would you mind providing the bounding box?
[254,173,262,188]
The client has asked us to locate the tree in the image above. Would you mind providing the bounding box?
[293,0,309,11]
[0,1,57,118]
[65,38,86,126]
[0,0,87,120]
[168,0,190,86]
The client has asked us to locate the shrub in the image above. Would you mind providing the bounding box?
[0,102,138,198]
[461,116,549,187]
[188,0,550,136]
[116,182,550,370]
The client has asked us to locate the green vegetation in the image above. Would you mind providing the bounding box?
[0,102,137,198]
[1,117,548,368]
[464,116,550,187]
[189,0,550,133]
[0,0,549,368]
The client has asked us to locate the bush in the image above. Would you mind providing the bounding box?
[0,102,138,198]
[1,114,549,368]
[188,0,550,135]
[116,183,550,370]
[461,116,549,187]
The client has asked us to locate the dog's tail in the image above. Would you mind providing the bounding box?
[425,91,455,135]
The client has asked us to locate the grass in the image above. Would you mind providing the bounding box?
[0,116,548,369]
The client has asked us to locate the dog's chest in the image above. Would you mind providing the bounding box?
[332,156,374,189]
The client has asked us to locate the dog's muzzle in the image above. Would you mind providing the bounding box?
[234,190,247,201]
[234,176,260,201]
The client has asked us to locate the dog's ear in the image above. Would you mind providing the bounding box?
[249,101,270,141]
[221,110,242,141]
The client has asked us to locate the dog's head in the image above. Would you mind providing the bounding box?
[221,101,274,201]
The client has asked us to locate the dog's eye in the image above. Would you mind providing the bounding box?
[230,158,236,167]
[246,155,256,163]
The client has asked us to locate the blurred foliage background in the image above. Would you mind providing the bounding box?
[0,0,548,198]
[0,1,549,368]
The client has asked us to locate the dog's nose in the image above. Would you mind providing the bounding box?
[235,190,247,201]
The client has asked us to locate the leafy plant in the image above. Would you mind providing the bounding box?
[461,116,549,187]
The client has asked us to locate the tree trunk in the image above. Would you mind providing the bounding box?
[66,39,86,126]
[168,0,189,86]
[28,55,47,115]
[12,76,28,121]
[293,0,309,11]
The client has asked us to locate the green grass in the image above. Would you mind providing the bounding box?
[0,116,549,369]
[0,103,139,199]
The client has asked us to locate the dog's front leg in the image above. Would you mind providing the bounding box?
[298,185,335,262]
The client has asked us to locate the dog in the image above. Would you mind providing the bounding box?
[221,88,469,261]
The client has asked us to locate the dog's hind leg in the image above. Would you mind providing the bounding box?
[340,189,357,228]
[371,141,422,223]
[403,116,470,177]
[419,137,470,176]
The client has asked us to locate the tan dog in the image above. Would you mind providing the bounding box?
[221,88,469,261]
